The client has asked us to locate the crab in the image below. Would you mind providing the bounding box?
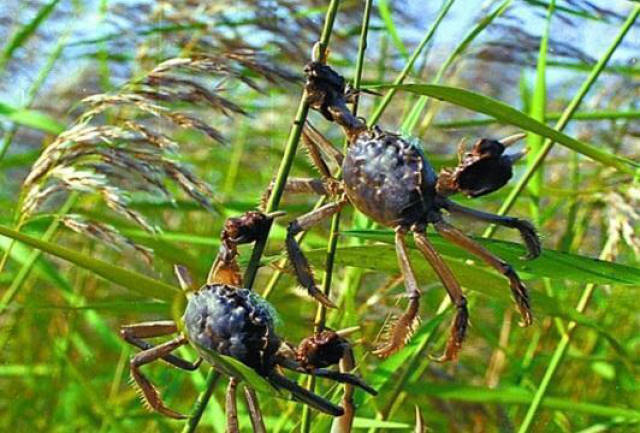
[266,61,541,361]
[119,211,376,425]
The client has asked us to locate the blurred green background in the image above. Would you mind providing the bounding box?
[1,1,639,432]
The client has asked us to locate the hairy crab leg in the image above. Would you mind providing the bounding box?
[243,387,267,433]
[120,321,202,371]
[261,123,343,209]
[129,334,191,419]
[278,358,376,395]
[303,122,345,169]
[332,345,355,433]
[413,230,469,363]
[226,379,239,433]
[268,371,344,416]
[286,198,348,308]
[442,200,541,259]
[434,220,533,327]
[262,178,333,210]
[373,227,422,358]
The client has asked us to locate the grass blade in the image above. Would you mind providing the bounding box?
[0,101,65,134]
[404,383,640,420]
[433,109,640,129]
[377,0,408,59]
[527,0,555,223]
[401,0,512,134]
[368,0,456,126]
[0,0,61,72]
[370,83,638,174]
[0,224,178,302]
[341,229,640,285]
[485,4,640,232]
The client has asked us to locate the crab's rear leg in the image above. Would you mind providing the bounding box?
[128,334,191,419]
[373,227,422,358]
[434,220,533,327]
[261,120,344,210]
[303,122,345,170]
[226,378,239,433]
[243,387,267,433]
[279,357,376,395]
[120,321,202,371]
[268,371,344,416]
[332,344,356,433]
[286,198,348,308]
[261,177,336,209]
[413,230,469,362]
[443,200,541,259]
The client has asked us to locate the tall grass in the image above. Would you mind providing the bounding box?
[1,1,639,432]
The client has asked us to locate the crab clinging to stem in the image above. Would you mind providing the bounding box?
[119,210,376,426]
[269,61,541,360]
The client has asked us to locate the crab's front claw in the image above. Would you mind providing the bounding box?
[303,61,366,137]
[223,210,278,246]
[296,330,349,369]
[437,134,527,198]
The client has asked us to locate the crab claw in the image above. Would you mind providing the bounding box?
[499,132,527,147]
[437,135,528,198]
[296,330,349,369]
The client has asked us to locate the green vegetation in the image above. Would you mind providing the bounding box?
[1,1,639,432]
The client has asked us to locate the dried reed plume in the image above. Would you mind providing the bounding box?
[603,186,640,259]
[21,51,295,260]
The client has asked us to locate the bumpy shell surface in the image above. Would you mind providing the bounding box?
[343,130,439,227]
[183,284,281,375]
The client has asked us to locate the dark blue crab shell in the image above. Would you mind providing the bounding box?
[343,130,440,227]
[183,284,281,375]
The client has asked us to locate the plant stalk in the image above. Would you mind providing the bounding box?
[185,3,342,431]
[367,0,455,127]
[517,236,616,433]
[302,2,371,431]
[242,0,341,289]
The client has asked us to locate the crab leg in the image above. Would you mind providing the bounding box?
[225,379,239,433]
[120,321,202,371]
[243,387,267,433]
[413,230,469,362]
[261,123,343,208]
[443,200,541,259]
[279,358,376,395]
[434,220,533,327]
[268,371,344,416]
[303,122,345,170]
[331,345,355,433]
[286,198,348,308]
[129,334,190,419]
[263,177,333,204]
[373,228,422,358]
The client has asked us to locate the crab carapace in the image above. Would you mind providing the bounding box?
[267,61,541,360]
[119,211,376,424]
